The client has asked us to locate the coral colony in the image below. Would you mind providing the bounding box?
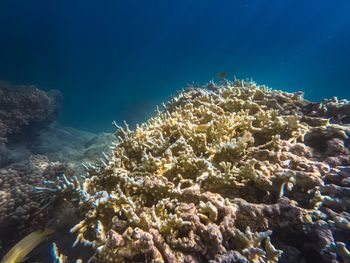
[2,79,350,262]
[0,82,67,240]
[0,80,350,263]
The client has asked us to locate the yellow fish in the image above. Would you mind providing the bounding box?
[1,228,54,263]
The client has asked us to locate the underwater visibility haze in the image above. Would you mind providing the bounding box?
[0,0,350,131]
[0,1,350,263]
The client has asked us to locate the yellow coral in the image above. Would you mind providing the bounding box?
[40,79,350,262]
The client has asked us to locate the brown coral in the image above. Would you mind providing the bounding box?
[42,79,350,262]
[0,154,73,248]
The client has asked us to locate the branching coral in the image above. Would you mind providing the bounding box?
[39,79,350,262]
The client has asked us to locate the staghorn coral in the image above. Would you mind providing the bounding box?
[39,79,350,262]
[302,96,350,125]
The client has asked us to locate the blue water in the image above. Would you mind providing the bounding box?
[0,0,349,132]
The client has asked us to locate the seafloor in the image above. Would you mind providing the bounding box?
[0,79,350,263]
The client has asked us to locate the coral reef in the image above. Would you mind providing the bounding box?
[0,81,61,167]
[0,81,115,260]
[303,96,350,125]
[37,80,350,262]
[0,154,73,246]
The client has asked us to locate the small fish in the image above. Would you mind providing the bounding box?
[1,228,54,263]
[217,71,228,80]
[195,124,209,132]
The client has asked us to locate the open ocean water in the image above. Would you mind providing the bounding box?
[0,0,349,132]
[1,1,350,263]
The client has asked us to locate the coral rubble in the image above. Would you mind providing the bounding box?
[39,80,350,262]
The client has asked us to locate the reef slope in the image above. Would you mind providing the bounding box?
[38,80,350,262]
